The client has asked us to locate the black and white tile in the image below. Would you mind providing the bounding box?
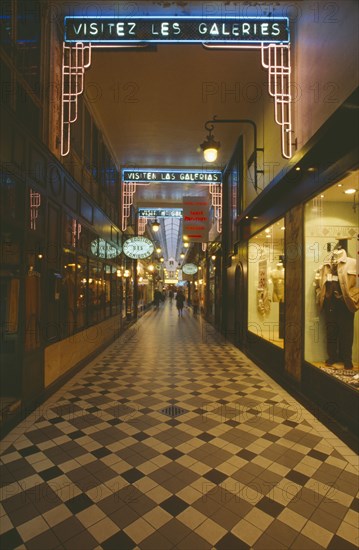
[1,304,358,549]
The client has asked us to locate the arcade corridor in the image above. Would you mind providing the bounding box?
[0,303,358,550]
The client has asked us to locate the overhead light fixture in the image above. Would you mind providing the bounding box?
[160,257,164,262]
[156,247,162,254]
[180,252,185,259]
[344,188,357,194]
[152,220,160,232]
[183,242,189,248]
[200,115,264,190]
[200,131,221,163]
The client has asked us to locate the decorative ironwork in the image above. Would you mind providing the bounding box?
[30,189,41,230]
[122,181,137,231]
[204,43,293,159]
[61,42,91,157]
[209,182,222,233]
[261,44,292,159]
[137,216,148,235]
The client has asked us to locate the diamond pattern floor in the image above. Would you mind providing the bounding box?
[1,304,358,549]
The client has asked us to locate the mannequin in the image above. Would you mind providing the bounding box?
[315,241,359,369]
[270,259,285,302]
[270,257,285,338]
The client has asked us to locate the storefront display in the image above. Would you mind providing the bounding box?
[248,219,285,347]
[304,172,359,389]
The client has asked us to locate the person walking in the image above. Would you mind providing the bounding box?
[192,289,200,316]
[175,288,185,317]
[154,288,162,309]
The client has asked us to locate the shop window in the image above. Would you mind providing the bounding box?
[0,277,20,398]
[16,0,41,94]
[104,265,114,318]
[63,214,77,249]
[76,255,87,330]
[1,1,12,55]
[115,272,123,315]
[304,173,359,388]
[88,259,99,325]
[16,83,40,135]
[248,219,285,347]
[29,187,43,232]
[0,278,19,337]
[46,271,62,341]
[97,263,105,322]
[0,235,20,266]
[61,250,76,336]
[47,204,60,269]
[107,158,118,203]
[0,172,23,226]
[72,95,83,159]
[84,107,92,173]
[0,61,12,108]
[24,265,41,351]
[78,226,97,259]
[92,123,99,180]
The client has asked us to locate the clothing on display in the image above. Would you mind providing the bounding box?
[315,247,359,369]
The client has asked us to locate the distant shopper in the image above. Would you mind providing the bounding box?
[175,289,185,316]
[192,290,200,316]
[169,289,174,303]
[154,288,162,309]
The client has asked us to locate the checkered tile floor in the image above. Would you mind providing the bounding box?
[1,304,358,549]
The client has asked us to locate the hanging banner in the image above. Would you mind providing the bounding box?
[183,196,209,243]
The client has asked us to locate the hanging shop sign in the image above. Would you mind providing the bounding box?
[91,238,121,259]
[138,208,182,218]
[65,16,289,44]
[183,196,210,242]
[122,168,222,184]
[182,263,198,275]
[123,236,154,259]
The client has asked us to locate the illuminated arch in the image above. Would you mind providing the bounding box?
[61,16,294,232]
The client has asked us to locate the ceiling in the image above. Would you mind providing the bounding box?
[86,45,264,171]
[83,34,267,262]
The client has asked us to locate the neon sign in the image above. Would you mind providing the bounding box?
[64,16,289,44]
[138,208,182,218]
[122,168,222,184]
